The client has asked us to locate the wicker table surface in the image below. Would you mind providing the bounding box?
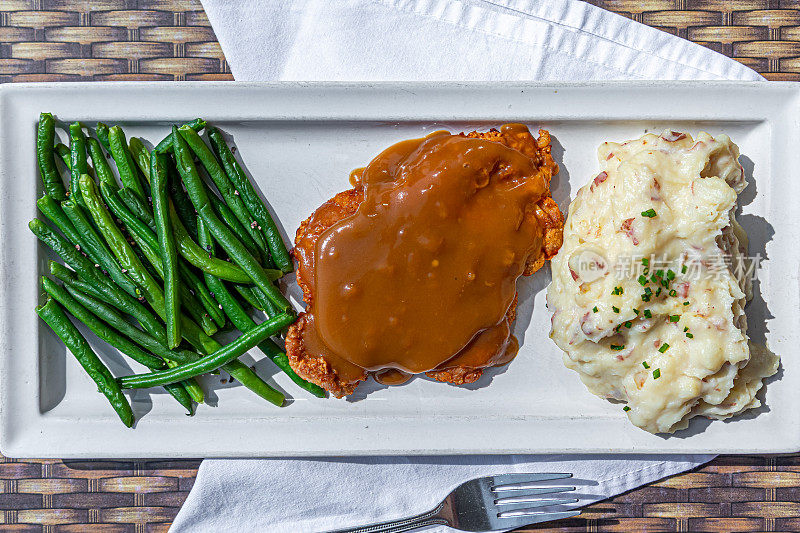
[1,1,798,531]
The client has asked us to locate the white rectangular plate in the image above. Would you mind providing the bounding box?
[1,82,798,458]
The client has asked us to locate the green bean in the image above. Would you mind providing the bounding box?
[119,312,292,398]
[37,298,133,427]
[233,284,263,311]
[118,187,262,283]
[167,162,198,237]
[168,362,203,407]
[29,220,110,294]
[209,127,293,272]
[174,201,269,283]
[81,262,279,403]
[182,265,225,329]
[199,220,324,397]
[42,135,288,404]
[87,137,116,187]
[108,126,147,199]
[96,122,111,151]
[80,175,163,309]
[42,192,285,402]
[59,200,140,298]
[129,137,151,179]
[75,178,220,354]
[100,182,223,333]
[262,296,281,319]
[30,218,158,334]
[61,281,194,366]
[42,276,162,368]
[117,188,155,230]
[39,194,136,298]
[178,126,268,259]
[68,122,89,205]
[55,143,71,170]
[37,113,67,201]
[237,283,280,318]
[101,212,218,337]
[41,276,196,413]
[208,190,262,261]
[52,247,285,402]
[48,255,200,414]
[49,261,164,343]
[60,282,204,405]
[255,286,277,313]
[148,268,218,348]
[165,377,195,414]
[154,118,206,154]
[172,126,291,312]
[151,152,180,348]
[36,196,78,242]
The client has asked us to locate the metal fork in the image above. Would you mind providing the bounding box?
[328,473,580,533]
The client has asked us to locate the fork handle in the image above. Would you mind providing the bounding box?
[326,502,448,533]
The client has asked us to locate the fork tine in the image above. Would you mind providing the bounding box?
[490,473,572,490]
[493,485,576,496]
[497,489,576,504]
[494,498,579,513]
[497,510,581,528]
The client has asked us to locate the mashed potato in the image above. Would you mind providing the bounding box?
[547,131,778,434]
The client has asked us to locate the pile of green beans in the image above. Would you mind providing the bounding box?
[30,113,321,426]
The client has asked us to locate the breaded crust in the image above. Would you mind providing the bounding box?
[286,128,563,397]
[285,314,363,398]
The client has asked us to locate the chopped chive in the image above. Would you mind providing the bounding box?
[660,279,669,288]
[655,287,662,297]
[643,267,650,275]
[650,275,658,284]
[612,306,620,313]
[655,269,664,278]
[633,308,640,315]
[667,269,676,280]
[641,208,657,218]
[669,289,677,297]
[612,286,623,296]
[638,275,648,286]
[610,344,625,350]
[644,287,652,295]
[642,258,649,267]
[653,368,661,379]
[669,315,680,322]
[624,321,632,328]
[592,306,598,313]
[642,361,650,369]
[683,326,689,332]
[643,309,652,318]
[658,343,670,353]
[681,264,688,274]
[686,332,694,338]
[641,294,651,302]
[683,301,690,306]
[623,406,631,412]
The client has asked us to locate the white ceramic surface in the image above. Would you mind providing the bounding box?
[0,82,797,458]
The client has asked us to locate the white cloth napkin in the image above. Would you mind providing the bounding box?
[173,1,763,531]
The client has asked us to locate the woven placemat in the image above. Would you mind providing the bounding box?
[1,1,799,531]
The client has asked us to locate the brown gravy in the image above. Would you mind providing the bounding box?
[298,124,550,385]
